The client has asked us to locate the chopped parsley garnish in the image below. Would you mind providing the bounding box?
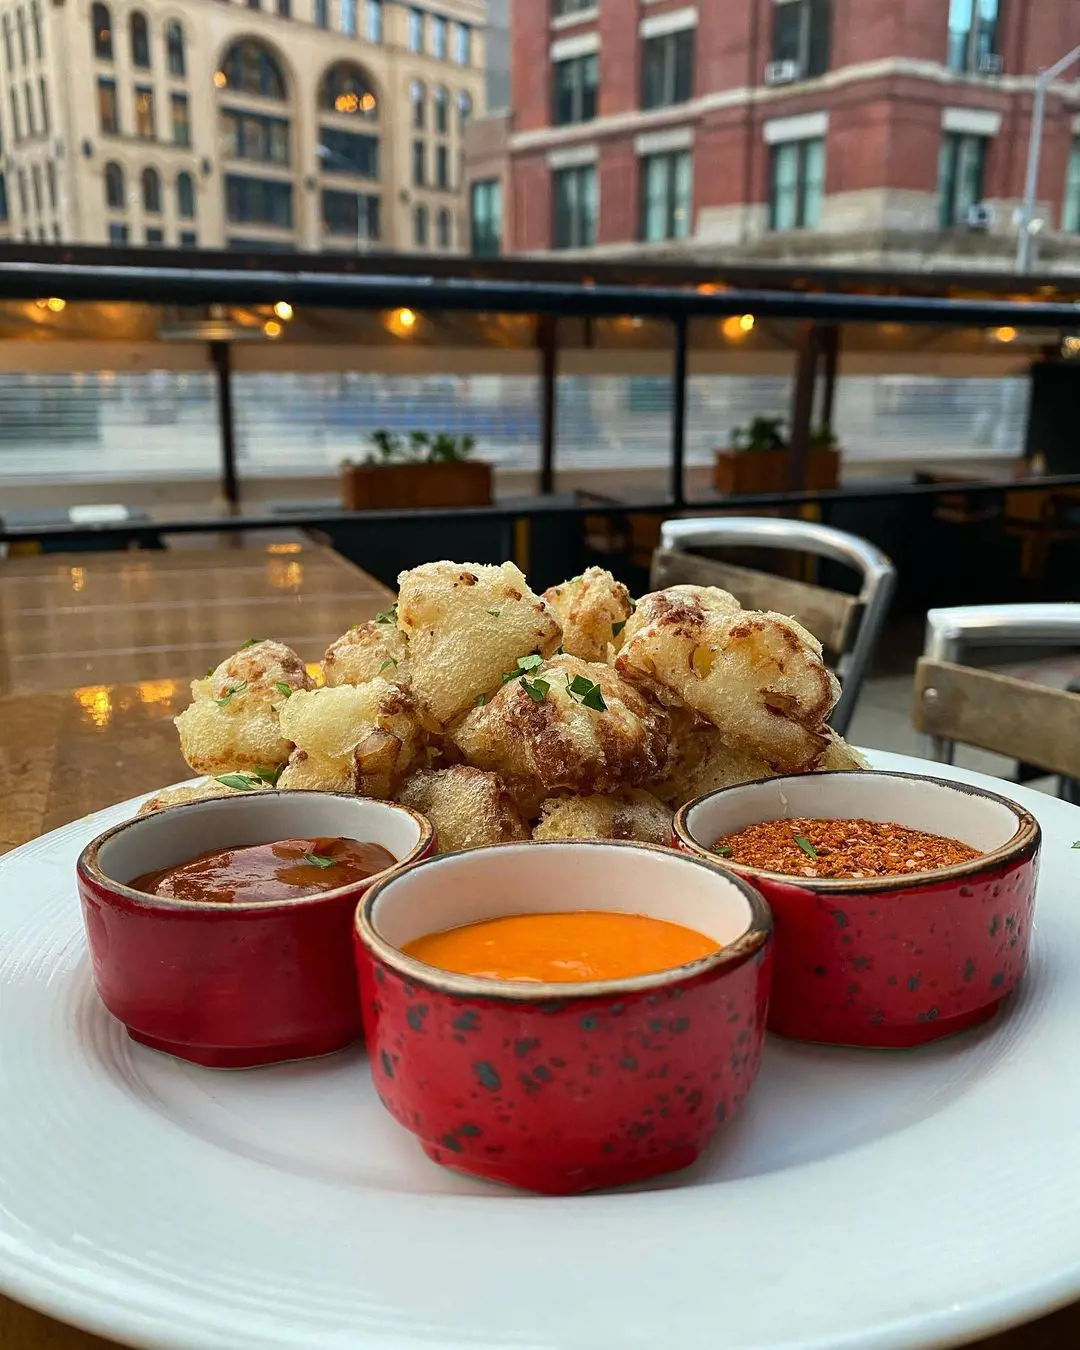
[565,673,607,712]
[611,619,627,637]
[215,681,248,707]
[1073,841,1080,850]
[502,653,544,685]
[253,764,283,784]
[240,637,265,650]
[204,666,215,677]
[521,677,550,703]
[274,682,293,699]
[374,604,398,625]
[378,658,398,674]
[487,608,501,617]
[794,834,819,860]
[215,772,264,792]
[714,845,734,858]
[303,853,335,869]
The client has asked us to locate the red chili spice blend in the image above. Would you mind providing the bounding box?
[713,817,982,880]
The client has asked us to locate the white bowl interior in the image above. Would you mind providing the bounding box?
[369,843,755,949]
[684,774,1021,858]
[97,793,424,887]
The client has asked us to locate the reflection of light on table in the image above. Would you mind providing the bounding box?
[69,566,85,593]
[268,560,304,591]
[136,679,179,706]
[266,543,303,555]
[74,684,113,728]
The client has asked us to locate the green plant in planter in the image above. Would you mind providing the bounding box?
[364,429,476,466]
[809,423,839,450]
[729,416,788,453]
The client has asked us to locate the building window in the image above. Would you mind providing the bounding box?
[457,89,472,132]
[247,0,261,8]
[129,12,149,68]
[642,30,693,108]
[435,143,449,188]
[412,138,426,185]
[2,17,11,70]
[367,0,382,41]
[772,0,830,80]
[321,62,377,116]
[318,125,379,177]
[640,149,692,241]
[0,174,7,222]
[38,75,48,132]
[16,167,26,214]
[104,160,125,209]
[141,166,161,213]
[431,13,446,58]
[45,158,55,209]
[321,187,380,241]
[31,164,41,213]
[434,85,448,133]
[23,80,33,135]
[1064,140,1080,233]
[413,202,428,245]
[314,0,328,27]
[278,0,291,14]
[171,92,190,145]
[409,7,423,52]
[177,170,196,217]
[225,173,294,226]
[411,79,426,128]
[454,22,470,64]
[8,89,18,141]
[938,131,986,227]
[30,1,41,58]
[340,0,357,36]
[553,0,594,12]
[180,229,197,246]
[166,21,185,77]
[221,38,288,99]
[108,220,128,244]
[16,7,27,65]
[97,76,118,134]
[220,108,290,163]
[947,0,998,73]
[470,177,501,256]
[435,207,451,246]
[145,226,164,244]
[91,2,112,60]
[553,162,597,248]
[769,136,825,229]
[554,53,597,125]
[134,84,155,138]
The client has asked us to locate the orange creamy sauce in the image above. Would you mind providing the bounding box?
[402,911,721,983]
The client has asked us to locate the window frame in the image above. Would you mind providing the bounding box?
[129,11,150,69]
[470,176,501,256]
[947,0,999,73]
[770,0,831,80]
[552,161,597,249]
[938,129,987,227]
[768,135,826,230]
[639,148,693,242]
[553,51,598,125]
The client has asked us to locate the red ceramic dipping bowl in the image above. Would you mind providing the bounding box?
[674,771,1040,1049]
[354,841,773,1196]
[77,791,434,1069]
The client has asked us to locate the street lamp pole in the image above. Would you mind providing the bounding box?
[1016,43,1080,273]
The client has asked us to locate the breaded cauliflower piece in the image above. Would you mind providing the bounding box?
[617,599,839,774]
[276,749,357,793]
[397,561,560,725]
[817,729,871,772]
[452,654,670,812]
[648,713,776,808]
[621,584,742,647]
[534,789,672,845]
[398,766,530,853]
[189,639,314,705]
[323,620,409,689]
[136,777,267,816]
[279,679,425,799]
[542,567,633,662]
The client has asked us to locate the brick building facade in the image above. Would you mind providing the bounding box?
[467,0,1080,270]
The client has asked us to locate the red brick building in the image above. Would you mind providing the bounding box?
[466,0,1080,270]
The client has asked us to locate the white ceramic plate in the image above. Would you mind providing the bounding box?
[1,751,1079,1350]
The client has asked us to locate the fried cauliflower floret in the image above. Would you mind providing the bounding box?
[817,729,871,772]
[323,620,409,689]
[534,789,672,845]
[279,680,425,799]
[136,777,268,816]
[190,639,314,705]
[276,748,357,793]
[452,654,670,812]
[174,699,294,776]
[398,766,529,854]
[617,601,839,774]
[648,714,776,809]
[621,585,742,648]
[397,561,561,725]
[542,567,633,662]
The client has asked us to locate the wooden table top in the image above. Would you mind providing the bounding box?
[0,546,1077,1350]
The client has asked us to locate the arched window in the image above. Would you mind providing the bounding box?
[413,203,428,247]
[457,89,472,133]
[104,160,124,210]
[166,21,185,77]
[176,170,195,218]
[91,2,112,60]
[320,62,377,117]
[30,0,41,58]
[434,85,448,134]
[410,79,425,129]
[436,208,451,248]
[141,165,161,213]
[129,11,149,68]
[220,38,287,100]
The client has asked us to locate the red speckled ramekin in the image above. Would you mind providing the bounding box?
[354,840,773,1196]
[674,771,1040,1049]
[77,791,434,1069]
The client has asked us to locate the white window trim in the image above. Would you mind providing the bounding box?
[635,125,694,156]
[551,31,600,61]
[551,7,599,30]
[763,110,828,145]
[548,143,598,170]
[942,107,1002,136]
[640,6,697,39]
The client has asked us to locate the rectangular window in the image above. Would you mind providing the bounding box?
[340,0,356,36]
[225,173,294,226]
[412,138,426,186]
[366,0,382,41]
[0,173,7,222]
[23,80,33,135]
[413,203,428,245]
[31,163,41,212]
[8,88,20,140]
[470,177,501,256]
[321,187,380,242]
[1,17,10,71]
[134,84,154,139]
[31,1,41,57]
[108,221,128,244]
[319,126,379,177]
[46,157,55,209]
[938,131,986,227]
[641,30,694,109]
[431,13,446,58]
[455,22,470,64]
[947,0,998,73]
[553,0,594,13]
[16,168,26,214]
[769,136,825,229]
[552,162,597,248]
[409,8,423,52]
[145,226,164,244]
[97,77,117,134]
[171,92,190,146]
[220,108,290,164]
[180,229,198,247]
[16,7,26,65]
[314,0,328,27]
[640,149,692,241]
[38,75,48,133]
[553,52,598,125]
[277,0,291,15]
[1064,139,1080,233]
[435,144,449,188]
[771,0,831,80]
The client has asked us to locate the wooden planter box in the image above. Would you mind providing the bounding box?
[714,447,841,495]
[341,460,493,511]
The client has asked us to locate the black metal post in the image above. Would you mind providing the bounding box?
[670,313,688,508]
[210,339,239,510]
[538,314,557,496]
[788,323,821,492]
[819,324,840,430]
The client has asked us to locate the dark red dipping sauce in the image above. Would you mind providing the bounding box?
[131,836,397,905]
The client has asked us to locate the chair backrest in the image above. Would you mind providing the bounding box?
[652,517,896,736]
[914,603,1080,778]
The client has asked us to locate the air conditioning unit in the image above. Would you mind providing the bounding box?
[978,52,1003,75]
[764,59,800,86]
[965,202,996,231]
